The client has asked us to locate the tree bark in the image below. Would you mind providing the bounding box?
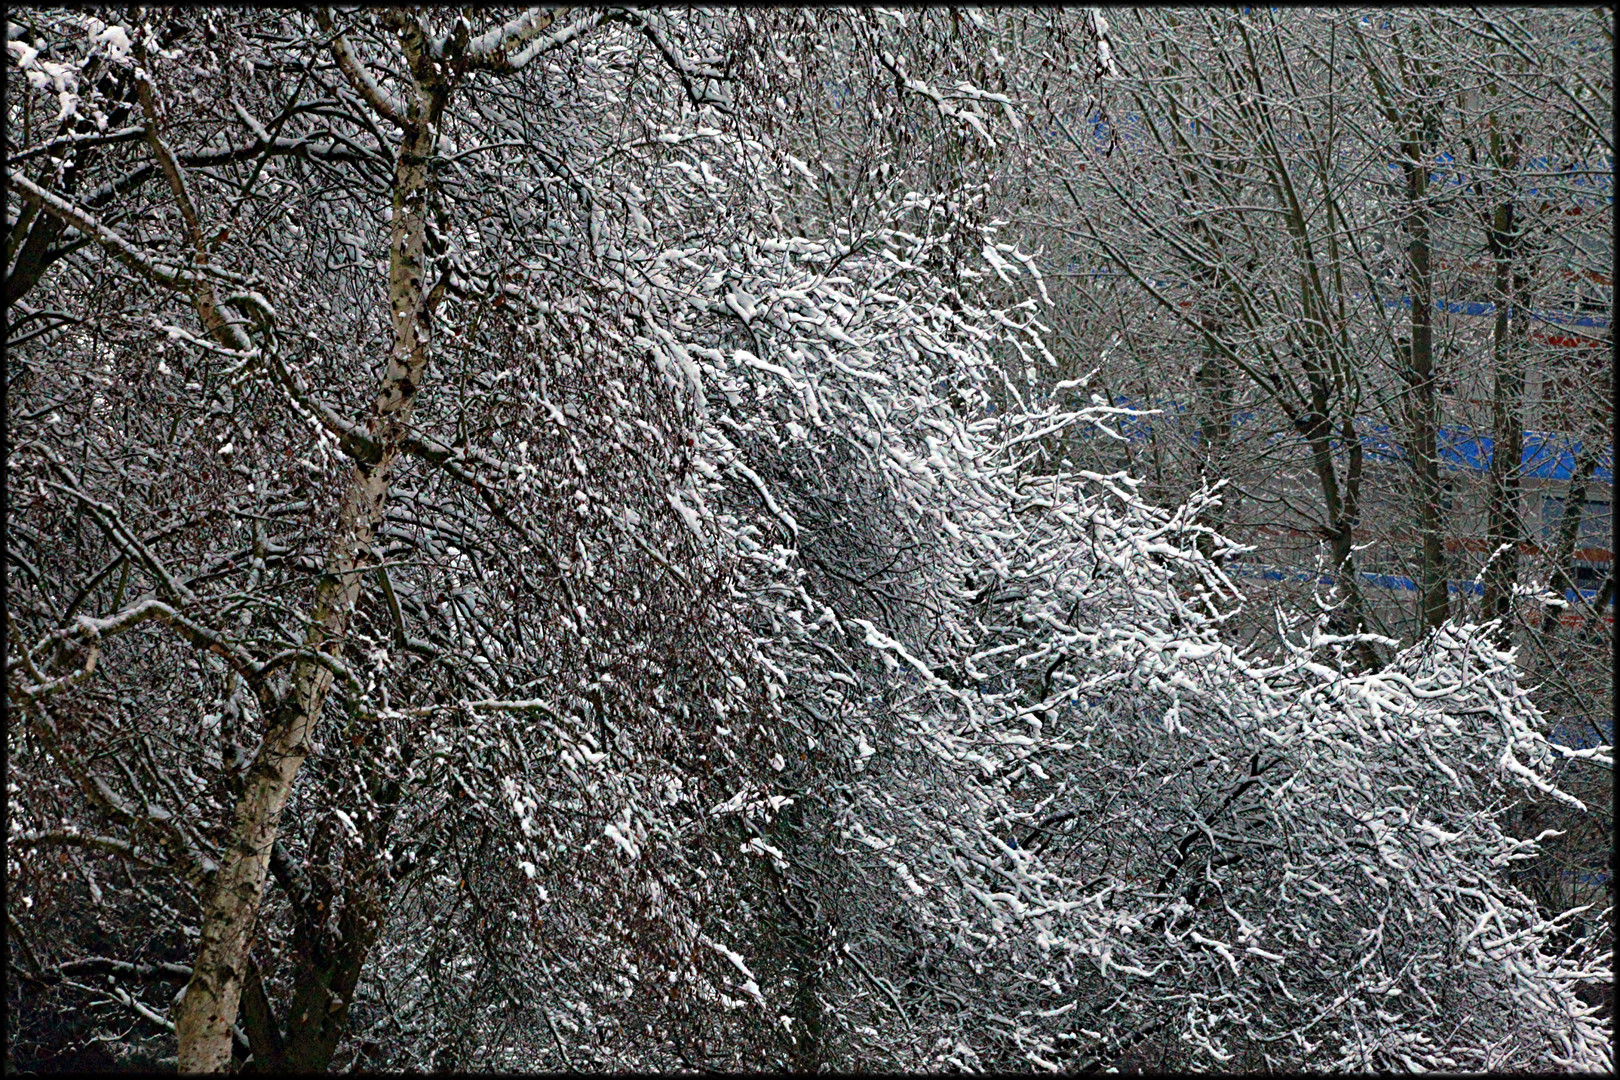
[1402,145,1448,632]
[1541,446,1600,640]
[1479,123,1527,643]
[173,48,443,1073]
[1300,400,1380,671]
[277,871,386,1072]
[1193,329,1233,566]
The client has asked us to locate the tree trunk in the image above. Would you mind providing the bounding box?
[1403,147,1448,632]
[1192,305,1234,565]
[1539,323,1610,640]
[173,84,440,1074]
[1297,397,1379,671]
[6,208,66,309]
[277,872,386,1072]
[1480,186,1526,643]
[1541,447,1600,640]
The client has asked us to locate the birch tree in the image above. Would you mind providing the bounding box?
[5,5,1068,1069]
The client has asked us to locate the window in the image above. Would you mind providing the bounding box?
[1578,499,1611,547]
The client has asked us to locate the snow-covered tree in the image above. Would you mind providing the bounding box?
[4,5,1073,1069]
[785,456,1611,1068]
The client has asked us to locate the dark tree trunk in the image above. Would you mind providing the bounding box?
[1480,191,1526,643]
[1194,321,1234,566]
[1403,147,1448,632]
[1541,447,1600,639]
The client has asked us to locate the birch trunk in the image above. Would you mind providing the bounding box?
[173,71,441,1076]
